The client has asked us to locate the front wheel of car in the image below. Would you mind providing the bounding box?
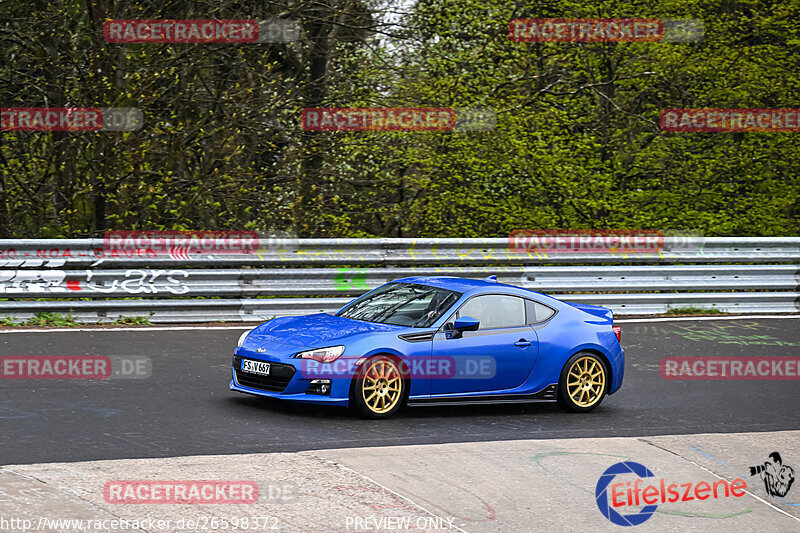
[351,356,406,419]
[557,351,608,412]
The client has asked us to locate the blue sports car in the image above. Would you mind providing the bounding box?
[230,276,624,418]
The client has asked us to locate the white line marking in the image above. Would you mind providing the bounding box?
[1,314,798,333]
[0,326,255,334]
[311,455,470,533]
[616,315,800,324]
[679,454,800,524]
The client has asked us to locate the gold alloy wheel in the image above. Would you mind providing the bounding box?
[566,356,606,408]
[361,359,402,414]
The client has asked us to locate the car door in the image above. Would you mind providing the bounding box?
[430,294,538,395]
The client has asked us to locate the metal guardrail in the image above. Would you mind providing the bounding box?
[1,238,798,322]
[1,293,797,322]
[2,237,800,267]
[0,265,797,297]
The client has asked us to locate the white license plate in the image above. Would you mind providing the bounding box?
[241,359,270,376]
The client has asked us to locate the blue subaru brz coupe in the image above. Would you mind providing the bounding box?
[230,276,624,418]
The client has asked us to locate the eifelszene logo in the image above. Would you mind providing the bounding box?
[596,462,658,526]
[595,461,747,526]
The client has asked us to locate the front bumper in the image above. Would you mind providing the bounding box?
[229,352,356,405]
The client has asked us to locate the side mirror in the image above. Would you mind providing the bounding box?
[451,316,480,338]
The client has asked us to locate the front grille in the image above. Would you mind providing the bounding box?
[233,356,296,392]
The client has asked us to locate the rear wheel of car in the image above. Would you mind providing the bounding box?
[351,356,405,419]
[557,351,608,412]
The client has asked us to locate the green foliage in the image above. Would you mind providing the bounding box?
[23,312,79,326]
[1,0,798,237]
[665,307,728,315]
[0,313,154,326]
[113,315,153,325]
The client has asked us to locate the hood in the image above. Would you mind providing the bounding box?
[250,313,406,348]
[566,302,613,324]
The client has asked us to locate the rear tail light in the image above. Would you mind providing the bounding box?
[612,326,621,342]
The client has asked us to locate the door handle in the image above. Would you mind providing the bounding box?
[514,339,532,347]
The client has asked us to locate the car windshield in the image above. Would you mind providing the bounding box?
[337,283,461,328]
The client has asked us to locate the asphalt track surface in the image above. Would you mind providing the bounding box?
[1,317,799,466]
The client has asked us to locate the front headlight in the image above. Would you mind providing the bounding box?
[237,328,255,347]
[294,345,345,363]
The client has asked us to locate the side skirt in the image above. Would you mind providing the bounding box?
[407,384,558,407]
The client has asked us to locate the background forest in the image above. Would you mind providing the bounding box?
[1,0,799,238]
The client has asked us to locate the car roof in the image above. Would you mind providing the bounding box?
[392,276,522,294]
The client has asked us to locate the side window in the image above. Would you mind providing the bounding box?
[526,300,556,323]
[456,295,526,329]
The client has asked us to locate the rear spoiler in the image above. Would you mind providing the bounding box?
[566,302,613,324]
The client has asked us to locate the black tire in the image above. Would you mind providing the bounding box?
[350,356,406,419]
[557,351,609,412]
